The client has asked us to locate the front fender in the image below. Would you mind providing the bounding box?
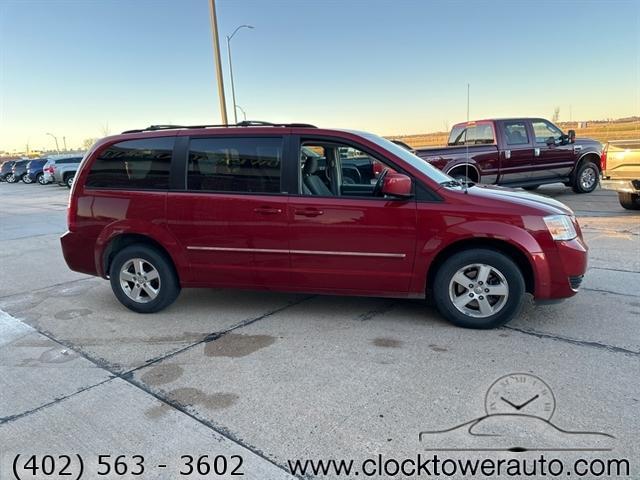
[413,220,552,298]
[95,220,189,280]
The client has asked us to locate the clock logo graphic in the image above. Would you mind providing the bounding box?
[418,372,614,452]
[484,373,556,420]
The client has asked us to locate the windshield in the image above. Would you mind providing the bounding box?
[355,131,452,184]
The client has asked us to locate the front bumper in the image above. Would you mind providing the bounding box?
[537,236,588,300]
[601,178,640,193]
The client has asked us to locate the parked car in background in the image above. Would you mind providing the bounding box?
[416,118,602,193]
[52,155,83,188]
[601,139,640,210]
[10,159,29,183]
[61,122,587,329]
[0,160,17,182]
[24,158,48,184]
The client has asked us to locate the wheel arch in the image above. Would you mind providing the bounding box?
[100,232,182,284]
[425,237,535,298]
[447,164,480,183]
[575,151,601,172]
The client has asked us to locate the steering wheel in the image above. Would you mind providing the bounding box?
[372,168,389,197]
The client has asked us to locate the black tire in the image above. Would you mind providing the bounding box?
[571,161,599,193]
[22,174,32,184]
[432,248,525,329]
[65,174,75,189]
[36,173,46,185]
[522,185,540,191]
[618,192,640,210]
[109,245,180,313]
[6,173,17,183]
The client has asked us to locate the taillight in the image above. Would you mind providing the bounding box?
[67,191,77,231]
[601,143,608,173]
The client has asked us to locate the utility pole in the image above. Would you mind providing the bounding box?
[209,0,228,124]
[63,136,67,151]
[46,133,60,153]
[227,25,254,124]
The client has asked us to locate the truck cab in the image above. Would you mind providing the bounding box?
[417,118,602,193]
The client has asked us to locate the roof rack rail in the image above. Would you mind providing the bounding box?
[121,120,317,134]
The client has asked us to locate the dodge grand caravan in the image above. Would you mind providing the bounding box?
[61,122,587,329]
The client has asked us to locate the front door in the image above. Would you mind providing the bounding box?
[167,135,290,289]
[530,119,575,181]
[288,137,417,294]
[497,120,535,184]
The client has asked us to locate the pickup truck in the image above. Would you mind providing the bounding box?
[416,118,602,193]
[601,140,640,209]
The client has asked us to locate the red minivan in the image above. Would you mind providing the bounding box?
[61,122,587,329]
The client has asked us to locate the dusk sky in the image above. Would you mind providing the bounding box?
[1,0,638,152]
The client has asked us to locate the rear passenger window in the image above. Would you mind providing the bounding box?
[448,124,495,146]
[188,137,282,193]
[85,138,174,189]
[503,122,529,145]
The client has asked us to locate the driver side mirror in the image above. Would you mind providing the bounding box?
[567,129,576,144]
[381,173,412,198]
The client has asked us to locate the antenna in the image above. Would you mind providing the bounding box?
[464,83,470,193]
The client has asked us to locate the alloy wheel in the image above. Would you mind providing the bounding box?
[448,263,509,318]
[119,258,161,304]
[580,166,597,190]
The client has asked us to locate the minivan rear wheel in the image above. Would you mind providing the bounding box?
[65,174,75,188]
[109,245,180,313]
[432,248,525,329]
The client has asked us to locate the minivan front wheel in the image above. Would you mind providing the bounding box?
[433,249,525,329]
[109,245,180,313]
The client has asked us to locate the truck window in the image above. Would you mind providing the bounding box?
[531,120,563,144]
[448,124,495,146]
[503,121,529,145]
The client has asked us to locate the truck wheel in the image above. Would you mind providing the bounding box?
[432,248,525,329]
[109,245,181,313]
[618,192,640,210]
[571,161,599,193]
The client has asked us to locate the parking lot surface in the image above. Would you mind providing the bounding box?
[1,182,638,478]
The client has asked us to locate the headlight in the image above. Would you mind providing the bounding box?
[543,215,577,241]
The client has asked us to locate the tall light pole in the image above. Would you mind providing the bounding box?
[227,24,253,124]
[63,136,67,151]
[46,133,60,153]
[208,0,228,124]
[235,104,247,122]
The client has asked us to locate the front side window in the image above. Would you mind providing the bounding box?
[531,120,563,144]
[503,121,529,145]
[188,137,282,193]
[85,137,174,189]
[300,140,396,198]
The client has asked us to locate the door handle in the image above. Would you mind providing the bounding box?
[534,148,540,157]
[254,207,282,215]
[294,208,324,217]
[504,150,511,160]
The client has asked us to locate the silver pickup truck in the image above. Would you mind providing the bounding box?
[601,140,640,210]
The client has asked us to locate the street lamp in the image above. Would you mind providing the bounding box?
[235,104,247,122]
[226,24,254,124]
[46,133,60,153]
